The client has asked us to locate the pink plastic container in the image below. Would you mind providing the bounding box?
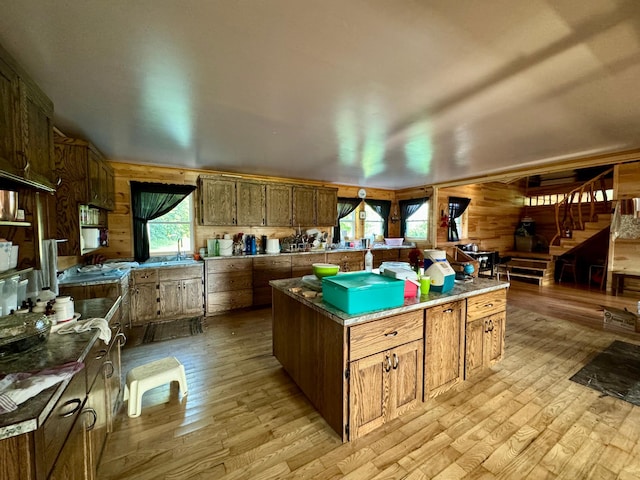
[404,280,418,297]
[384,238,404,246]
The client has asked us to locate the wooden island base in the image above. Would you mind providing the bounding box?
[271,277,508,441]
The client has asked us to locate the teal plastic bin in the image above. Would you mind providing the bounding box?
[321,272,405,314]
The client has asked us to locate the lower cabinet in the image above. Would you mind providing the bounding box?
[130,269,159,325]
[205,257,253,314]
[252,256,291,306]
[424,300,465,398]
[327,251,364,272]
[291,252,326,277]
[349,339,423,439]
[464,290,507,379]
[348,310,423,439]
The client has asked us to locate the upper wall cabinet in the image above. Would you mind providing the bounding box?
[198,175,337,227]
[265,183,292,226]
[55,136,115,210]
[317,187,338,226]
[199,175,266,226]
[0,44,56,191]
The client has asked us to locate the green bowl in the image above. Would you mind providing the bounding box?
[312,263,340,279]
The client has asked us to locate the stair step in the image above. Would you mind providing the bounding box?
[508,271,544,285]
[511,265,546,274]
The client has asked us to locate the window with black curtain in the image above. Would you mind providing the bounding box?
[448,196,470,242]
[399,197,427,237]
[364,199,391,238]
[131,182,196,262]
[332,198,361,243]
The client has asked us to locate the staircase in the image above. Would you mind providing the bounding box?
[503,252,555,286]
[548,216,611,256]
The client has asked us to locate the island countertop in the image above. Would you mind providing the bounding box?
[0,297,120,440]
[270,276,509,326]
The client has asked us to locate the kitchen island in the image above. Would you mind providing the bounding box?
[270,276,509,441]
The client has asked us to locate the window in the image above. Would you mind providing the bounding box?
[364,204,384,238]
[405,202,429,239]
[148,194,194,254]
[448,197,470,242]
[339,210,356,241]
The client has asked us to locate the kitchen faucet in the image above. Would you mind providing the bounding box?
[177,238,183,260]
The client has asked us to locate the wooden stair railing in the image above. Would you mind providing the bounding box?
[550,167,613,247]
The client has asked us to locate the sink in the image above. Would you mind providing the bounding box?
[138,259,199,268]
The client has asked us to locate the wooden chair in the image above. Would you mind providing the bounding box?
[496,256,511,281]
[558,255,578,284]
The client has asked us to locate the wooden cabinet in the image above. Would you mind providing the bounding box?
[372,248,400,269]
[327,250,364,272]
[205,257,253,314]
[253,256,292,306]
[131,265,204,325]
[348,310,423,439]
[465,290,507,378]
[158,265,204,318]
[199,176,266,226]
[317,187,338,226]
[199,176,236,225]
[291,252,326,277]
[0,44,56,190]
[236,179,265,226]
[292,185,338,227]
[265,183,292,226]
[130,269,159,325]
[424,300,465,398]
[292,186,316,226]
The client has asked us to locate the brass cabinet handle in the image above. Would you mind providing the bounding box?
[484,303,493,307]
[384,355,392,372]
[116,332,127,347]
[95,348,108,360]
[392,353,399,370]
[384,331,398,337]
[443,308,453,313]
[83,408,97,431]
[60,398,83,418]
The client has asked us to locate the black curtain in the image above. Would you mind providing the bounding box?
[448,196,471,242]
[399,198,427,237]
[365,199,392,238]
[131,181,196,262]
[332,198,361,243]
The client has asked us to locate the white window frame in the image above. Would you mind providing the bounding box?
[404,201,429,240]
[147,194,195,255]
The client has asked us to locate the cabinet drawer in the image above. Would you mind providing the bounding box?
[253,256,292,269]
[158,265,203,281]
[207,271,253,293]
[291,253,326,266]
[206,258,253,274]
[41,366,87,478]
[466,290,507,322]
[349,310,423,361]
[85,337,110,392]
[131,269,158,284]
[327,251,363,263]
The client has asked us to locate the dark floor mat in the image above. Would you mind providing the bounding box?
[570,340,640,406]
[142,317,204,344]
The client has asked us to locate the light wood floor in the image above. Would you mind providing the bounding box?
[97,283,640,479]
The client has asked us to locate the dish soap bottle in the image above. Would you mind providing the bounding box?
[365,249,373,272]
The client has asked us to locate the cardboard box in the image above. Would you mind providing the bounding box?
[603,306,639,332]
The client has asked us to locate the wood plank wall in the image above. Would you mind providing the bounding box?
[435,182,525,255]
[609,161,640,293]
[102,162,399,259]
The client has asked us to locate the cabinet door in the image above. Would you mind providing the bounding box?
[292,186,316,227]
[20,78,56,189]
[199,177,236,225]
[98,160,112,209]
[486,311,505,365]
[265,183,292,226]
[389,340,423,418]
[104,162,115,210]
[316,187,337,226]
[425,300,465,398]
[236,180,265,226]
[0,54,21,176]
[159,279,182,318]
[131,282,159,325]
[88,150,101,206]
[48,412,88,480]
[86,365,108,474]
[349,351,387,439]
[181,277,203,316]
[464,318,485,379]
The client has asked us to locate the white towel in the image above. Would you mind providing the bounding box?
[38,239,59,296]
[0,362,84,414]
[57,318,112,345]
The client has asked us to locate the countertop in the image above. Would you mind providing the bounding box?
[0,297,120,440]
[270,276,509,327]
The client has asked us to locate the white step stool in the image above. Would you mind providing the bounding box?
[123,356,188,418]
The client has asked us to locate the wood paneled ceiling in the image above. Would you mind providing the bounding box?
[1,1,640,189]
